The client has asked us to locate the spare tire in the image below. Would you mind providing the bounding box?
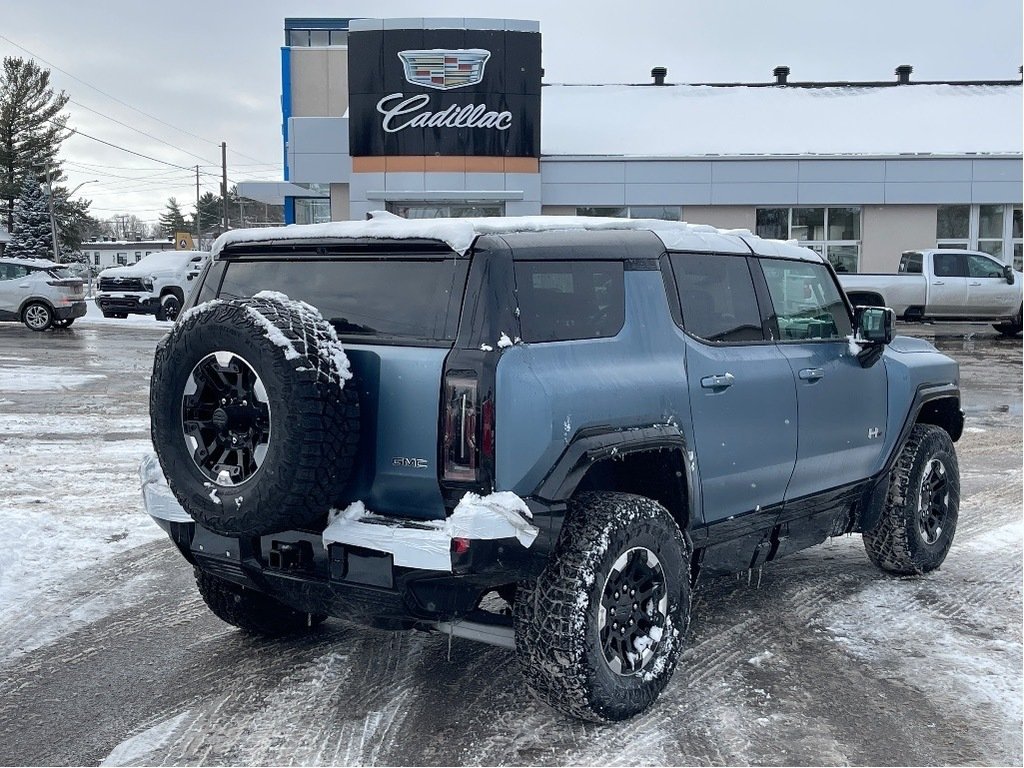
[150,293,360,536]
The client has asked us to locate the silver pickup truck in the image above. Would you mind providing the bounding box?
[838,249,1023,336]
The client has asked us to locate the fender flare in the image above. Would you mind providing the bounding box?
[532,424,700,527]
[18,296,56,319]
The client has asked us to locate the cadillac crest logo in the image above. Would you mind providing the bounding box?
[397,49,491,90]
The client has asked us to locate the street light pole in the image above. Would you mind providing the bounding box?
[43,175,98,263]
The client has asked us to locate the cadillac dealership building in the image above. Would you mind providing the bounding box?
[239,17,1023,272]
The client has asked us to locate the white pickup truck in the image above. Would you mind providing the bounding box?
[839,249,1023,336]
[95,250,207,321]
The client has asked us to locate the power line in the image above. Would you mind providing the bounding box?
[0,32,278,167]
[68,99,219,166]
[60,123,196,171]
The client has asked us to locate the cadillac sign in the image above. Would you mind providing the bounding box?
[348,27,541,157]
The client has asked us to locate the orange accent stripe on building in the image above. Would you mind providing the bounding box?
[351,157,540,174]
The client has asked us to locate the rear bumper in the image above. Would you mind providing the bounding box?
[55,301,87,320]
[96,292,158,314]
[139,454,548,624]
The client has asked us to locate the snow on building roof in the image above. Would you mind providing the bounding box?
[213,213,822,262]
[541,84,1023,157]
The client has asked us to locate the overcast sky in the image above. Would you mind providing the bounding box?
[2,0,1021,227]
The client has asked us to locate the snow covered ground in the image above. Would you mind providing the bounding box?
[0,319,1019,766]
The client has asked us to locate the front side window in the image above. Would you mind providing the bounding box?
[760,259,852,341]
[669,253,763,343]
[514,260,625,342]
[967,254,1004,279]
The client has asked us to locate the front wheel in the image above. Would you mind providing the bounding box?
[23,302,53,331]
[863,424,960,574]
[992,305,1022,337]
[515,492,691,722]
[157,293,182,322]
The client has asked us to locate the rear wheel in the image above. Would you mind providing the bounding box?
[22,302,53,331]
[195,569,326,636]
[515,492,690,722]
[863,424,959,574]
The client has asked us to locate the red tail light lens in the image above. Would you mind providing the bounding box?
[443,373,478,481]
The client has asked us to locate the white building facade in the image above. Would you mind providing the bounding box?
[239,17,1023,272]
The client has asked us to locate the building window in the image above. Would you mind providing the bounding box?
[288,28,348,47]
[936,204,1020,266]
[1012,206,1022,271]
[295,198,331,225]
[756,207,862,273]
[575,206,682,221]
[135,251,142,262]
[116,253,128,265]
[93,253,100,266]
[386,202,505,218]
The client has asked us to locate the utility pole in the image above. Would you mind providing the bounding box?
[221,142,228,234]
[195,164,201,245]
[44,164,61,262]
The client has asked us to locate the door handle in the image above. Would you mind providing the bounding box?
[700,373,735,389]
[932,280,945,286]
[799,367,825,381]
[969,281,982,286]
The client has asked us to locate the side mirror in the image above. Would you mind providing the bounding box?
[1004,264,1015,285]
[854,305,894,345]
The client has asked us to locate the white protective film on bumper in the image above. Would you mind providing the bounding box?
[139,452,194,523]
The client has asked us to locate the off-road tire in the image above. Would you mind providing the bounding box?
[195,568,326,636]
[22,301,53,331]
[863,424,959,574]
[157,293,182,322]
[514,492,691,722]
[992,305,1023,337]
[150,294,360,537]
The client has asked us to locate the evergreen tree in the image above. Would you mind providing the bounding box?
[6,178,55,259]
[159,197,187,237]
[0,57,70,233]
[194,191,222,234]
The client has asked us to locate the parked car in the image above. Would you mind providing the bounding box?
[0,257,86,330]
[95,250,207,321]
[143,217,963,722]
[838,249,1023,335]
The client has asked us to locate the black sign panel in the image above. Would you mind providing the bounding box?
[348,28,541,157]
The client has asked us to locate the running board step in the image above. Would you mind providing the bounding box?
[434,619,516,649]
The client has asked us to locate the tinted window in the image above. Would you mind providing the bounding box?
[933,252,967,278]
[515,260,624,342]
[0,264,29,280]
[218,259,468,344]
[967,254,1004,278]
[761,259,852,341]
[899,252,923,274]
[670,253,763,343]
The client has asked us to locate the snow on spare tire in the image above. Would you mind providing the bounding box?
[150,291,359,537]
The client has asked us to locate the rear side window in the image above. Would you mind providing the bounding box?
[899,252,923,274]
[933,252,967,278]
[669,253,763,343]
[760,259,852,341]
[218,259,468,344]
[515,260,625,342]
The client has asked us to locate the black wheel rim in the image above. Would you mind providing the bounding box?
[917,457,950,545]
[598,546,669,676]
[181,351,271,487]
[164,297,181,320]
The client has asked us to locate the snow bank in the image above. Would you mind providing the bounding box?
[322,491,539,571]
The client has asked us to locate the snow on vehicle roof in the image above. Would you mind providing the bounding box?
[0,257,60,268]
[213,213,823,262]
[541,84,1022,156]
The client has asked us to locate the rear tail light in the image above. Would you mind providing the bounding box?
[443,373,478,481]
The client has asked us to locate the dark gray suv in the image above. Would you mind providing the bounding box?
[143,216,963,721]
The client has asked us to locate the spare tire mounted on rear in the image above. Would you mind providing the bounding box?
[150,292,360,537]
